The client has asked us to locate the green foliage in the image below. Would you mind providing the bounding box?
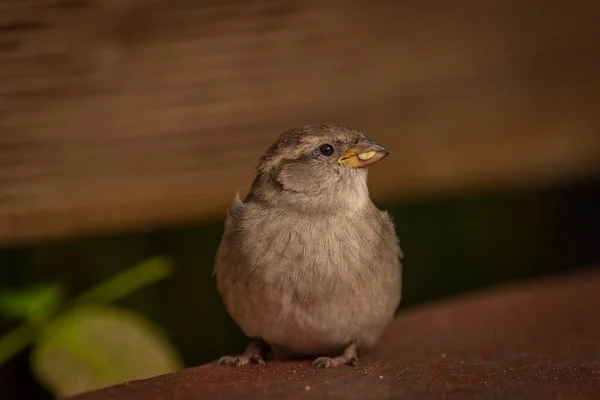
[32,305,183,397]
[0,256,182,398]
[0,283,65,322]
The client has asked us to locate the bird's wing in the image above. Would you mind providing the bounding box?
[224,192,245,227]
[379,209,404,261]
[212,193,245,277]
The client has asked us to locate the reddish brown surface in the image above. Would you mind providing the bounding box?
[68,268,600,400]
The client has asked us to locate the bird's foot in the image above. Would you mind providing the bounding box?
[218,341,266,366]
[313,343,358,369]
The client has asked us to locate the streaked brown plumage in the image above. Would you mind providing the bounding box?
[213,123,403,368]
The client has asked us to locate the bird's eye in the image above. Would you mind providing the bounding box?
[319,144,335,156]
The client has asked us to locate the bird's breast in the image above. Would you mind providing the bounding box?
[216,205,401,355]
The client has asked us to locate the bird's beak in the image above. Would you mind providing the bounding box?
[338,139,390,168]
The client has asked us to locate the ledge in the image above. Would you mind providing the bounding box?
[67,267,600,400]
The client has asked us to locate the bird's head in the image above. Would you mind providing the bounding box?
[249,123,390,212]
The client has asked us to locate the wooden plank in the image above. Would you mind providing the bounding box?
[67,267,600,400]
[1,0,600,245]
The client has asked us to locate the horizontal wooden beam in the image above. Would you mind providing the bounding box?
[67,267,600,400]
[1,1,600,246]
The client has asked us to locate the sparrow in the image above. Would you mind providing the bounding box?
[213,123,403,369]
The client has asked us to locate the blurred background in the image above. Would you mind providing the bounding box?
[1,1,599,399]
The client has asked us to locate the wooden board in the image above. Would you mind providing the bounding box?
[1,0,600,246]
[67,267,600,400]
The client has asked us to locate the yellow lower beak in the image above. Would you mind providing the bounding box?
[338,139,390,168]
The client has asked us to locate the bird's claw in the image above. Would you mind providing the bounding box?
[312,355,357,369]
[313,357,333,369]
[218,341,266,367]
[249,354,266,365]
[218,354,265,366]
[313,343,358,369]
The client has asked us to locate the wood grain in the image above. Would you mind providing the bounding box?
[1,0,600,245]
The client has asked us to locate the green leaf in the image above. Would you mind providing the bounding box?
[31,305,184,398]
[0,283,65,321]
[71,256,174,306]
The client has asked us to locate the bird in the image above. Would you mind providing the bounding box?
[213,123,403,369]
